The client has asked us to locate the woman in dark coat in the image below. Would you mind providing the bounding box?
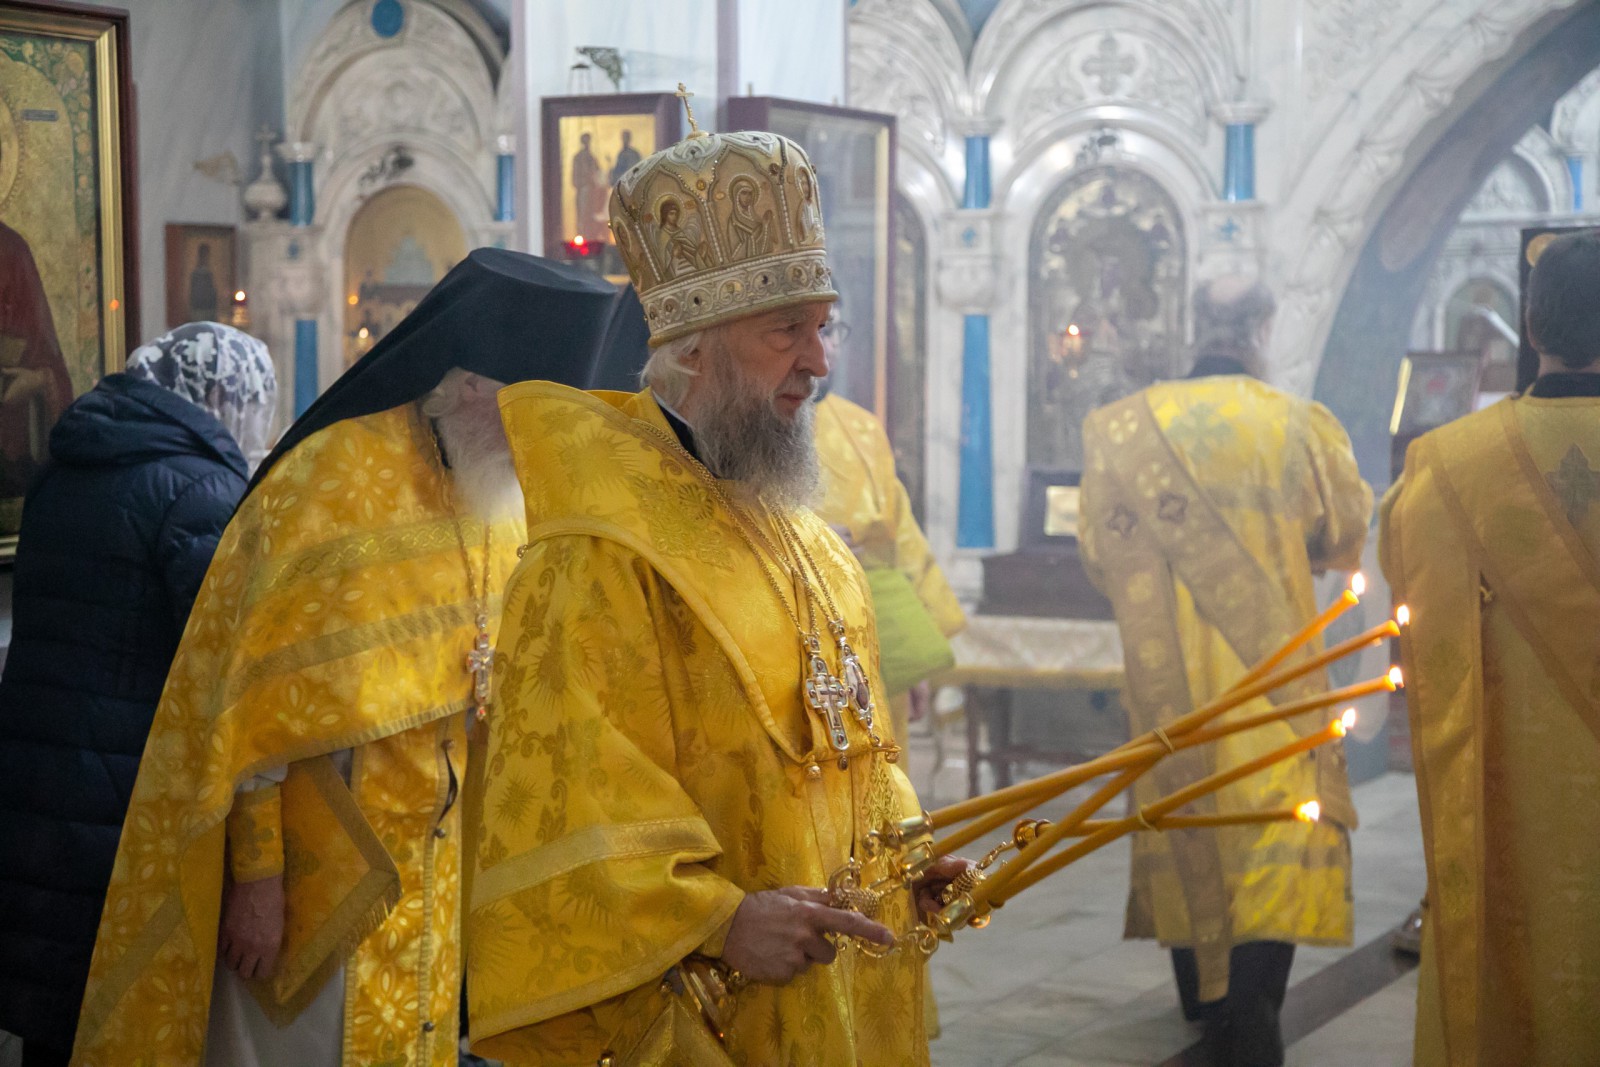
[0,322,276,1066]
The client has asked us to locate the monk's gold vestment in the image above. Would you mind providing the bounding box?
[72,405,522,1066]
[1080,375,1371,1000]
[1382,395,1600,1066]
[814,393,964,636]
[814,393,965,743]
[467,384,927,1066]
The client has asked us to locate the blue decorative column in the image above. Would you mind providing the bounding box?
[294,318,319,414]
[496,134,516,223]
[1216,102,1268,203]
[956,134,995,550]
[283,148,317,227]
[1568,155,1585,213]
[278,142,320,415]
[1223,124,1256,201]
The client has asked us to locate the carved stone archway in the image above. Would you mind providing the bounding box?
[247,0,506,410]
[1311,1,1600,481]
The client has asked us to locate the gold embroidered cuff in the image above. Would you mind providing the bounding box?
[696,903,741,959]
[228,785,285,882]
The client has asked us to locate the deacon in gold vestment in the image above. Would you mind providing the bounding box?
[70,252,617,1066]
[467,112,966,1066]
[1382,231,1600,1066]
[814,377,965,743]
[1080,279,1370,1067]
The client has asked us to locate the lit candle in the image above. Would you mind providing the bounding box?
[930,669,1398,835]
[1229,576,1362,695]
[1069,805,1320,834]
[971,716,1351,911]
[933,760,1153,856]
[1171,620,1398,734]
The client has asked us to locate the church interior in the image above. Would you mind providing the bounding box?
[2,1,1599,1065]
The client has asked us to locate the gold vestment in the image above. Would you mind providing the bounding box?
[1382,395,1600,1066]
[72,405,522,1066]
[814,392,965,738]
[467,384,927,1066]
[1080,375,1371,999]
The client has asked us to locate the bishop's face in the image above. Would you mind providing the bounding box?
[687,301,831,423]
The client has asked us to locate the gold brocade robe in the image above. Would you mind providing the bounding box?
[1079,376,1371,1000]
[467,384,928,1067]
[814,393,965,740]
[1381,395,1600,1066]
[814,393,964,636]
[71,405,522,1066]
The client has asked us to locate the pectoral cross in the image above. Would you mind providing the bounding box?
[837,634,876,733]
[803,637,851,752]
[466,614,494,721]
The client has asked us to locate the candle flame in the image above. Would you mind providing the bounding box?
[1396,604,1411,626]
[234,290,247,303]
[1350,572,1366,597]
[1388,666,1404,689]
[1296,801,1322,823]
[1340,708,1358,732]
[1067,323,1081,337]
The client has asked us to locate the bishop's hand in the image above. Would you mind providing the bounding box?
[720,887,894,985]
[912,854,978,918]
[219,872,286,980]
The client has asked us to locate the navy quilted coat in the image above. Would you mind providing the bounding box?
[0,373,247,1053]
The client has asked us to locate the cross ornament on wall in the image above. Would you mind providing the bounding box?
[1083,34,1137,95]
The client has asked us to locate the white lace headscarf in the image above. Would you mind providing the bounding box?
[125,321,279,473]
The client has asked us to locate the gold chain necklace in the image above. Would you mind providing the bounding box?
[427,417,496,722]
[637,421,857,753]
[766,504,878,737]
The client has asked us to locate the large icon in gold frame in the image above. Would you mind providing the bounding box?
[540,93,683,285]
[0,1,136,558]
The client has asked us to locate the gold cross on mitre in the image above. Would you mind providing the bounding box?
[676,82,707,138]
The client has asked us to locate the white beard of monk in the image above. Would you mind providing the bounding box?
[424,370,525,523]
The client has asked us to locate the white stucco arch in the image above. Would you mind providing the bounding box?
[1273,0,1586,392]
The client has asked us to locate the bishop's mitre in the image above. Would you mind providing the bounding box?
[608,127,838,347]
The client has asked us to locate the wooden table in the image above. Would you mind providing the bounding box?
[933,615,1125,797]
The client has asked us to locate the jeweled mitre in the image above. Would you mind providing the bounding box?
[608,129,837,347]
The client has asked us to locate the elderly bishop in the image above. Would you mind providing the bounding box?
[466,107,967,1065]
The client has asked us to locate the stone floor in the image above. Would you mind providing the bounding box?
[914,746,1426,1067]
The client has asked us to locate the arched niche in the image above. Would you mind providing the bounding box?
[1026,165,1186,471]
[1463,153,1556,217]
[1443,277,1517,355]
[342,184,467,367]
[284,0,503,395]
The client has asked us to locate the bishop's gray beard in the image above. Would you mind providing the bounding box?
[692,339,821,509]
[434,405,524,523]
